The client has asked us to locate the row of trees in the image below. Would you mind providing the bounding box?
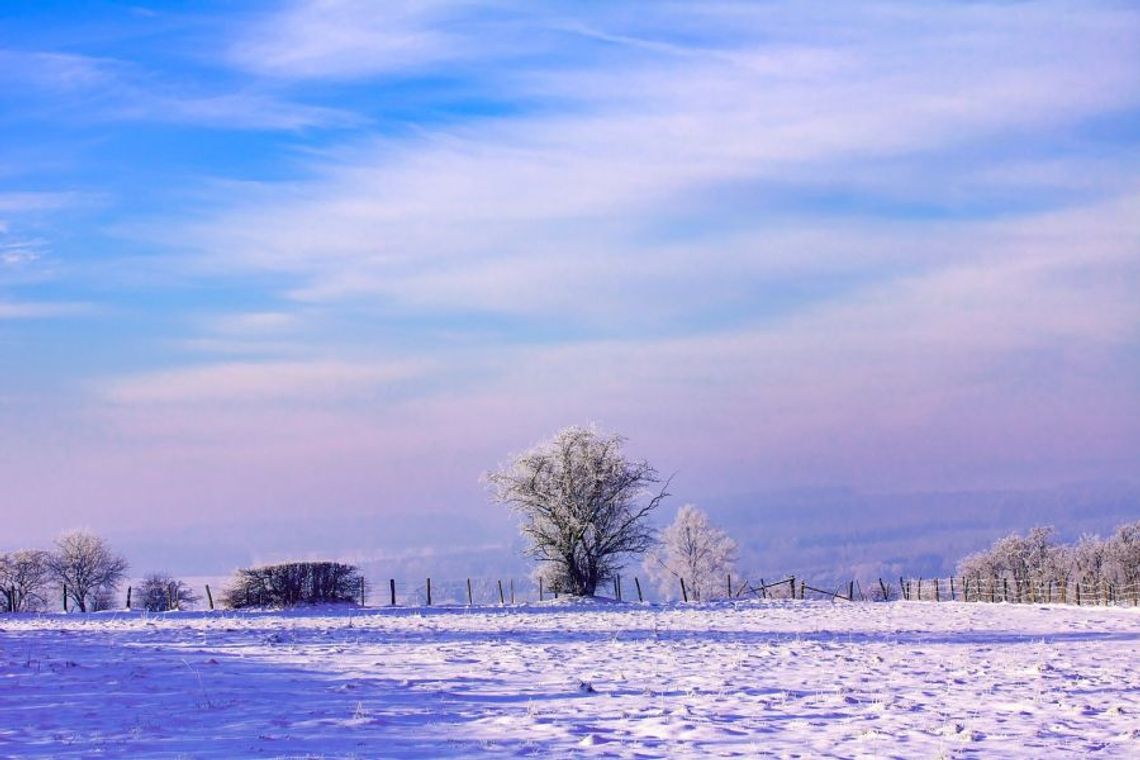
[957,522,1140,589]
[1,532,128,612]
[0,532,198,612]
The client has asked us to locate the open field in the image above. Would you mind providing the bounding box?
[1,600,1138,758]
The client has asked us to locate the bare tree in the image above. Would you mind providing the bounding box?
[46,531,129,612]
[486,425,669,597]
[0,549,52,612]
[644,504,737,601]
[137,572,200,612]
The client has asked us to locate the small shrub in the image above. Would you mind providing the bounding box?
[137,573,200,611]
[223,561,363,609]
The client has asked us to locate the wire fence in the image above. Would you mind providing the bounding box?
[9,573,1139,612]
[898,576,1140,606]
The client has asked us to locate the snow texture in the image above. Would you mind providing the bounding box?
[1,600,1138,757]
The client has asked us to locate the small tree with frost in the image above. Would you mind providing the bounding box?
[46,531,129,612]
[644,504,737,601]
[0,549,51,611]
[486,425,669,597]
[1106,520,1140,587]
[1070,534,1108,589]
[137,572,200,612]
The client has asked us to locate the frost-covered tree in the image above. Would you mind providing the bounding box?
[0,549,51,612]
[645,504,737,601]
[47,531,129,612]
[486,425,669,597]
[1106,520,1140,587]
[1070,534,1108,589]
[956,526,1067,599]
[137,572,200,612]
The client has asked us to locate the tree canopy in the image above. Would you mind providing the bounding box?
[486,425,669,596]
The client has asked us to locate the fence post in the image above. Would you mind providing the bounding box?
[126,586,132,610]
[934,579,939,602]
[360,577,366,607]
[63,585,68,612]
[728,574,733,599]
[539,577,543,602]
[680,577,689,603]
[466,578,473,606]
[635,576,643,602]
[879,578,888,601]
[899,577,906,601]
[848,580,854,601]
[950,577,955,601]
[389,578,396,606]
[498,579,505,605]
[616,575,622,602]
[206,584,214,610]
[426,578,432,606]
[789,576,796,599]
[510,579,515,605]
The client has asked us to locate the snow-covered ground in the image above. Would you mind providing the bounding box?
[1,600,1137,758]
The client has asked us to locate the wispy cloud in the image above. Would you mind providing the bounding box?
[171,0,1140,331]
[227,0,484,80]
[3,1,1138,549]
[99,359,430,405]
[0,300,93,319]
[0,48,357,131]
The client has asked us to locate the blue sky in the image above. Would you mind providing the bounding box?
[2,1,1139,569]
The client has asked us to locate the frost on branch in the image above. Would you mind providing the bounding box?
[644,504,738,602]
[137,572,201,612]
[0,549,51,612]
[486,425,669,597]
[46,531,129,613]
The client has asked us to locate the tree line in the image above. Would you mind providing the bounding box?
[956,522,1140,591]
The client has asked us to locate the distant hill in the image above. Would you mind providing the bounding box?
[702,482,1140,586]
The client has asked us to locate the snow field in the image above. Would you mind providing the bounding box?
[1,600,1138,758]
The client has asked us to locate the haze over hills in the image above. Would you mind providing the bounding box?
[706,481,1140,586]
[109,481,1139,593]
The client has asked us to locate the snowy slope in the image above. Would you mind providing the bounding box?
[1,600,1137,758]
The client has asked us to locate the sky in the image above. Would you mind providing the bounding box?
[2,1,1139,573]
